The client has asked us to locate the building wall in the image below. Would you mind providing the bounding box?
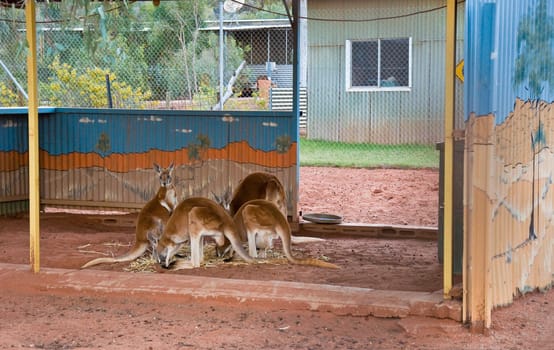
[464,0,553,328]
[307,0,465,144]
[0,108,298,219]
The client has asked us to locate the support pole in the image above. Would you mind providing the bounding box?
[25,0,40,273]
[218,0,224,110]
[292,0,300,223]
[443,0,457,298]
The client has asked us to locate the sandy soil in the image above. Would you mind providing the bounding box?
[0,167,552,349]
[299,167,439,227]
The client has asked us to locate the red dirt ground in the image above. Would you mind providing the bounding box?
[0,167,552,349]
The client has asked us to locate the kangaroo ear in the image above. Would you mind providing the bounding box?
[211,191,220,203]
[153,163,161,173]
[147,232,159,248]
[168,162,175,173]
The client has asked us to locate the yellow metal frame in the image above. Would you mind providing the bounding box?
[26,0,40,273]
[443,0,457,298]
[22,1,461,288]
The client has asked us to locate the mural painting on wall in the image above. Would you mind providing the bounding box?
[466,0,553,294]
[0,112,296,210]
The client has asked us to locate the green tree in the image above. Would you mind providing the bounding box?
[1,0,261,108]
[143,1,246,105]
[143,1,208,100]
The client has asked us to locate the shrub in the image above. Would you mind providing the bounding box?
[41,57,151,108]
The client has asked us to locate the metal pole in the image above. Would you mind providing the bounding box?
[443,0,457,299]
[105,74,113,108]
[299,0,307,88]
[292,0,300,222]
[0,59,29,100]
[218,1,224,110]
[25,0,40,273]
[267,31,270,63]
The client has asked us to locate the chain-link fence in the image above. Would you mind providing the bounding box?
[305,1,465,169]
[0,1,291,111]
[0,0,464,169]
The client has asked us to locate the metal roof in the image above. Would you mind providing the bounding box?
[202,18,291,31]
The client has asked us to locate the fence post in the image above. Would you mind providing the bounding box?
[443,0,457,300]
[26,0,40,274]
[106,74,113,108]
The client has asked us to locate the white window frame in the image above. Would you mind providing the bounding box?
[345,37,412,92]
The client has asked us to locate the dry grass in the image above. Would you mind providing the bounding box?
[123,243,289,273]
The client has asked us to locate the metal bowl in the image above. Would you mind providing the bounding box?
[302,213,343,224]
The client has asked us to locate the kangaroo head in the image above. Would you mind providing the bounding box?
[212,188,232,212]
[153,231,186,268]
[147,231,176,268]
[153,162,175,188]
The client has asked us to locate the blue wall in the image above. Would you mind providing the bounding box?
[465,0,554,123]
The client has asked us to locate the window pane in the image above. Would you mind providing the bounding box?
[380,38,409,87]
[351,41,378,87]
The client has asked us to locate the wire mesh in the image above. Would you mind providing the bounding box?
[305,1,465,168]
[0,1,292,111]
[0,0,464,171]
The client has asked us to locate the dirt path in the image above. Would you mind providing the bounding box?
[1,167,552,349]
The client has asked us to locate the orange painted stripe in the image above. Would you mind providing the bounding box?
[0,142,297,173]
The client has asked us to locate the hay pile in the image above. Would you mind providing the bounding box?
[123,243,288,273]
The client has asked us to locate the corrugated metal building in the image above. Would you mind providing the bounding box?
[306,0,465,144]
[464,0,554,329]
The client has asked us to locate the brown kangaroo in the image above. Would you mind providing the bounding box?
[233,199,339,269]
[152,197,255,269]
[81,162,178,268]
[228,172,287,216]
[214,172,323,258]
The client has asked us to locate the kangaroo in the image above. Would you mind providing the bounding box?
[228,172,287,217]
[215,172,323,258]
[152,197,255,269]
[234,199,339,269]
[81,162,178,269]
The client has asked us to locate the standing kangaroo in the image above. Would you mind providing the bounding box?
[152,197,255,269]
[81,162,178,269]
[234,199,338,269]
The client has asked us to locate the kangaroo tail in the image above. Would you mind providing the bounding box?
[81,242,149,268]
[288,257,340,269]
[281,231,337,268]
[232,241,256,263]
[226,235,256,263]
[291,236,326,244]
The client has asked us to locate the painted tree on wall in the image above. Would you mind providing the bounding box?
[514,0,554,100]
[513,0,554,240]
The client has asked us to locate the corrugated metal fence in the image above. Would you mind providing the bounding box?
[0,108,298,219]
[464,0,554,328]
